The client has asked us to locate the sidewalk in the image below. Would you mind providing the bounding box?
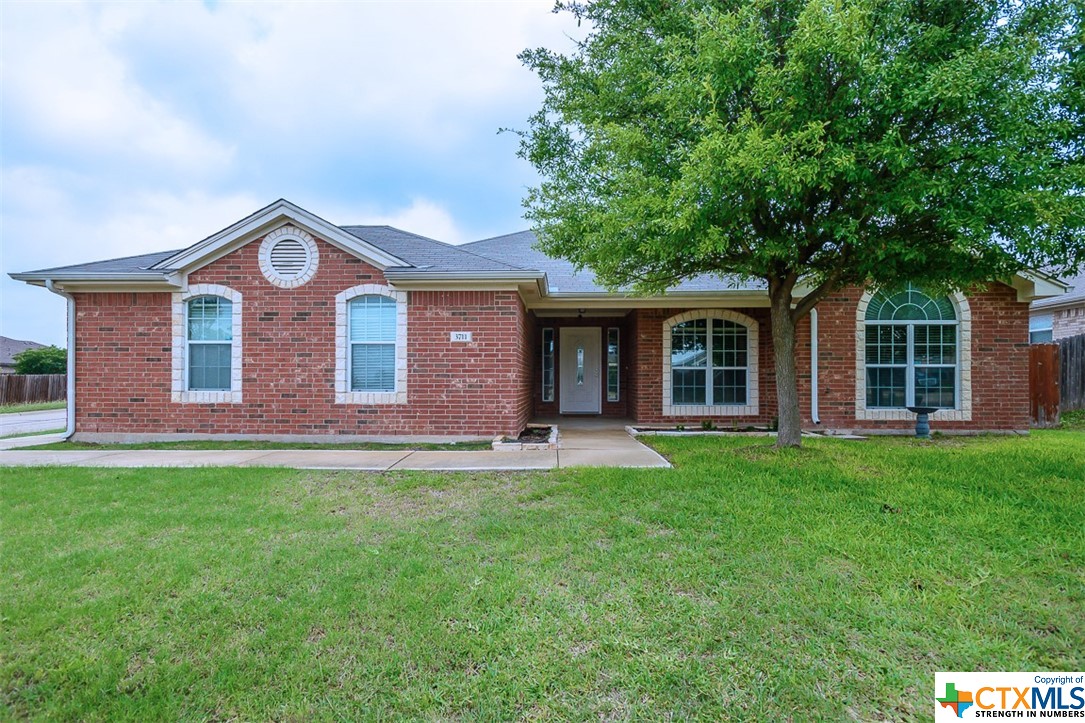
[0,426,670,470]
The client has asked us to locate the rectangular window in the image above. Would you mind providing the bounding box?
[1029,312,1053,343]
[672,368,706,405]
[865,323,956,408]
[865,325,907,408]
[713,368,747,405]
[913,324,957,407]
[671,318,747,406]
[189,343,231,391]
[866,366,906,408]
[914,366,956,408]
[349,295,397,392]
[541,328,555,402]
[606,328,619,402]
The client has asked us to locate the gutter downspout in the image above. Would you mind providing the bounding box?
[815,303,820,423]
[45,280,76,439]
[810,308,820,425]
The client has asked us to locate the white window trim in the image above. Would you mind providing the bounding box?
[258,225,319,289]
[335,284,407,405]
[855,289,972,421]
[172,283,243,403]
[662,310,759,417]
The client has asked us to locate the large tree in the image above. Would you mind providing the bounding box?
[517,0,1084,446]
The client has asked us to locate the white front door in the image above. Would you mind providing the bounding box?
[560,327,602,414]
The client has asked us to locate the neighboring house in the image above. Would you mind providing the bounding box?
[9,199,1070,440]
[0,336,45,374]
[1029,270,1085,342]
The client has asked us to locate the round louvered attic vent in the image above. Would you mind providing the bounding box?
[270,238,308,276]
[258,226,319,288]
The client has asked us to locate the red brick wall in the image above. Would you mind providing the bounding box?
[627,284,1030,432]
[630,307,777,426]
[804,283,1030,431]
[72,240,1030,437]
[73,233,532,438]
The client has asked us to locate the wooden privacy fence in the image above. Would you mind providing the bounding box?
[1060,333,1085,413]
[1029,333,1085,425]
[0,374,66,406]
[1030,344,1061,427]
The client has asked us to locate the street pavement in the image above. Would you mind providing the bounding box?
[0,408,66,438]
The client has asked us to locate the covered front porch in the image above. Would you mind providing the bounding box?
[526,303,780,428]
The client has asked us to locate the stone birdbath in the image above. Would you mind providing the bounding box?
[906,406,940,439]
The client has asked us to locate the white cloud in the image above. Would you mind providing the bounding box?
[225,1,574,145]
[0,1,584,345]
[1,2,235,175]
[0,169,470,344]
[1,168,261,268]
[354,197,469,244]
[0,168,262,345]
[3,1,581,153]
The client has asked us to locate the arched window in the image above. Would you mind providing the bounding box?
[662,311,759,416]
[172,284,242,403]
[348,294,397,392]
[334,284,407,404]
[187,295,234,391]
[864,284,958,409]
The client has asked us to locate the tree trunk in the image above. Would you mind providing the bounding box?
[769,279,802,448]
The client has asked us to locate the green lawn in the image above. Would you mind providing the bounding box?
[0,400,66,415]
[3,432,1082,720]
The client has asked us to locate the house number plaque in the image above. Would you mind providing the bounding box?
[450,331,473,342]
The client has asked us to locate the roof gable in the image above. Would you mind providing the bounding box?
[1031,270,1084,310]
[151,199,409,273]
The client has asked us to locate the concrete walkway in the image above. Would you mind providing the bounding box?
[0,421,670,470]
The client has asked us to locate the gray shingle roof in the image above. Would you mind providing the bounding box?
[341,226,527,273]
[16,217,1066,303]
[17,249,183,276]
[1032,270,1084,310]
[1,336,46,367]
[14,226,765,294]
[462,230,764,294]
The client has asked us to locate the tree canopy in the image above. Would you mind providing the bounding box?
[13,346,67,375]
[517,0,1084,446]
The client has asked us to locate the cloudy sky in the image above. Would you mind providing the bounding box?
[1,1,583,346]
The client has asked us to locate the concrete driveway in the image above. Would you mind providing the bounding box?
[0,408,66,438]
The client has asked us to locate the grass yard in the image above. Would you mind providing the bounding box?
[0,400,66,415]
[2,432,1082,720]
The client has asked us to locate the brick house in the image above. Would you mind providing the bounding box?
[10,199,1070,441]
[1029,270,1085,342]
